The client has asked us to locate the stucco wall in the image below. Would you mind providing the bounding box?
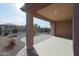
[54,20,72,39]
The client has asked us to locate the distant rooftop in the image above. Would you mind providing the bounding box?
[0,23,18,26]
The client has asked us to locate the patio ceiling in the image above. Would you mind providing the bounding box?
[21,3,73,22]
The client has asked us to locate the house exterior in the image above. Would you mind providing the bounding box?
[20,3,79,56]
[0,24,18,35]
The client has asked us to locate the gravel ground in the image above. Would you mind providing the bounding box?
[0,32,51,56]
[0,32,25,56]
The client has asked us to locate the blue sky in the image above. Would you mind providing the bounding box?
[0,3,50,28]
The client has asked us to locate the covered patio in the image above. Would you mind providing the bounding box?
[20,3,79,56]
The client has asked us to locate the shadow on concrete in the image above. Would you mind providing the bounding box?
[55,36,72,40]
[27,47,39,56]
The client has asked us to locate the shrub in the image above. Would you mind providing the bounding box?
[12,29,18,33]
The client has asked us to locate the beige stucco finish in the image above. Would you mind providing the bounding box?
[55,20,72,39]
[36,4,73,21]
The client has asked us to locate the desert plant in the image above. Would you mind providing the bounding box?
[12,29,18,33]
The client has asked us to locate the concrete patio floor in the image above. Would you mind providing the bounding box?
[17,35,73,56]
[34,36,73,56]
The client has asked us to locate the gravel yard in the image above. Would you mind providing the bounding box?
[0,32,51,56]
[0,32,26,56]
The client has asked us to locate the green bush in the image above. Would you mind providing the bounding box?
[3,32,9,36]
[12,29,18,33]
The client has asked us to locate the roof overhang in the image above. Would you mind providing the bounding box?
[20,3,52,12]
[20,3,73,22]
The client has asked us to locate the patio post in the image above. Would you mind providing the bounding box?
[50,22,55,35]
[26,12,39,56]
[73,4,79,56]
[26,12,34,49]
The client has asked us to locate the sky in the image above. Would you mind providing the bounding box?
[0,3,50,28]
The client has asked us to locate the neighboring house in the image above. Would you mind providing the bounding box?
[0,23,18,35]
[18,25,26,32]
[0,23,26,36]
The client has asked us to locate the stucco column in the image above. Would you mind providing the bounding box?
[73,4,79,56]
[26,12,34,49]
[50,22,55,35]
